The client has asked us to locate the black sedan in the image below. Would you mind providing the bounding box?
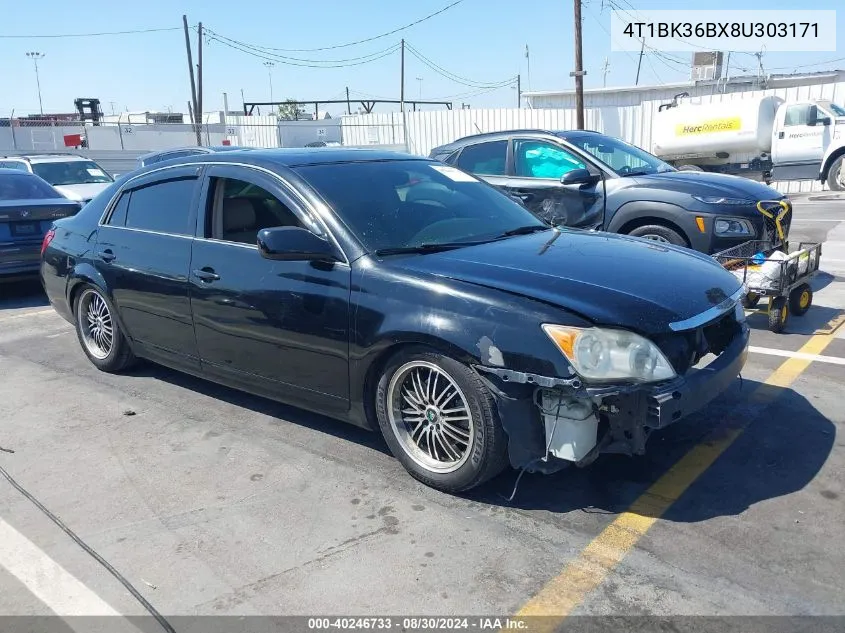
[1,168,81,282]
[41,149,749,492]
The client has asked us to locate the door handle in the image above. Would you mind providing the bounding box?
[192,268,220,282]
[98,249,115,262]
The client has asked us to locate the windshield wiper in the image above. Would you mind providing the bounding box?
[494,225,552,238]
[374,241,486,256]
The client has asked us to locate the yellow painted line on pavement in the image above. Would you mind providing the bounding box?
[514,332,837,629]
[814,310,845,336]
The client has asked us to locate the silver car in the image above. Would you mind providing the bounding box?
[0,154,114,205]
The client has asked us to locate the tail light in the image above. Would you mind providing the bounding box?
[41,228,56,256]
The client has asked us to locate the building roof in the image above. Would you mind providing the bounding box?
[522,70,844,98]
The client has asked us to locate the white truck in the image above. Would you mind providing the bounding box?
[652,94,845,189]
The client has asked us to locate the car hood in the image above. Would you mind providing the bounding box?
[53,182,112,202]
[623,170,785,200]
[394,230,743,336]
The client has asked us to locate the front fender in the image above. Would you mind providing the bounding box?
[606,200,706,250]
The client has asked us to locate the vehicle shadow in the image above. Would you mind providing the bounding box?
[744,304,844,335]
[469,378,836,522]
[124,362,392,457]
[0,279,49,310]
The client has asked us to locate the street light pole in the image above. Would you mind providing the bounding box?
[263,61,275,107]
[26,52,45,115]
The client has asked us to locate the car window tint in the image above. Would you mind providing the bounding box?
[0,173,63,199]
[514,140,585,179]
[125,178,196,235]
[0,161,29,171]
[107,192,131,226]
[455,140,507,175]
[208,177,303,245]
[31,160,113,186]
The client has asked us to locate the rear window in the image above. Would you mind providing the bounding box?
[455,140,507,176]
[32,160,113,186]
[0,173,63,200]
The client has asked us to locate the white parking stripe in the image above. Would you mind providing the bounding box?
[749,345,845,366]
[0,309,56,321]
[0,518,122,619]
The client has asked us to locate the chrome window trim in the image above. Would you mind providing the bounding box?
[97,225,194,240]
[668,285,746,332]
[98,160,350,265]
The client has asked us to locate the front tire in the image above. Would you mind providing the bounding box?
[768,296,789,333]
[627,224,688,247]
[375,349,509,493]
[74,285,136,372]
[826,156,845,191]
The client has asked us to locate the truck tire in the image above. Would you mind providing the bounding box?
[826,156,845,191]
[677,164,703,172]
[627,224,688,247]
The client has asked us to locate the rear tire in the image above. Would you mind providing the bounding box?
[826,156,845,191]
[768,296,789,333]
[375,348,509,493]
[789,283,813,317]
[74,285,136,372]
[627,224,688,247]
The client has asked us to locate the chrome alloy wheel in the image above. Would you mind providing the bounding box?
[77,289,114,360]
[386,361,475,473]
[640,233,670,243]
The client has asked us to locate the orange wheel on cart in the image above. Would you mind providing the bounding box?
[789,283,813,317]
[768,296,788,333]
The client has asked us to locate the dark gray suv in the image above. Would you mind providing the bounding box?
[429,130,791,254]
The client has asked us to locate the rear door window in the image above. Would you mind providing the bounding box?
[455,140,507,175]
[107,192,131,226]
[124,178,197,235]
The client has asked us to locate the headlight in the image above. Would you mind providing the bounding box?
[714,218,754,236]
[542,325,677,383]
[692,196,752,205]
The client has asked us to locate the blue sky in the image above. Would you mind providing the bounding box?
[2,0,842,117]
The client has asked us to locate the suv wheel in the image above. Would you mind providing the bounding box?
[627,224,687,247]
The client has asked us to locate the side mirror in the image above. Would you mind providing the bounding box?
[257,226,338,262]
[561,168,598,186]
[820,116,832,126]
[807,105,819,125]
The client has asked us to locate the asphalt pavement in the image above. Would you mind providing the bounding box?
[0,195,843,632]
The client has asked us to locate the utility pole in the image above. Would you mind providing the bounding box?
[571,0,586,130]
[26,52,45,116]
[182,15,201,145]
[197,22,203,142]
[264,61,275,105]
[517,74,521,108]
[400,39,408,152]
[722,51,731,94]
[635,38,645,85]
[601,57,610,87]
[416,77,423,100]
[755,50,765,87]
[345,86,351,115]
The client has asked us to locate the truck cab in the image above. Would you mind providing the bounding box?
[771,100,842,183]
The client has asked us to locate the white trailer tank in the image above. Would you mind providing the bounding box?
[652,96,783,159]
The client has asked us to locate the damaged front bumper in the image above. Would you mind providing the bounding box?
[475,324,750,474]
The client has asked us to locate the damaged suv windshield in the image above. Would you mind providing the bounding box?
[561,133,675,177]
[296,160,549,254]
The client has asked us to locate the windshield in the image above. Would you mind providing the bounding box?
[560,133,675,177]
[0,173,63,200]
[295,160,548,252]
[32,160,113,186]
[819,100,845,117]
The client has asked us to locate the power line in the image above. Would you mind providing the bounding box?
[205,33,401,68]
[767,56,845,71]
[405,43,516,89]
[0,26,180,39]
[204,28,400,64]
[217,0,465,53]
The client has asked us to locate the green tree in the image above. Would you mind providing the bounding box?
[277,99,300,120]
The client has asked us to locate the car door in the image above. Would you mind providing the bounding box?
[506,138,604,229]
[188,165,351,412]
[775,103,828,166]
[94,165,202,369]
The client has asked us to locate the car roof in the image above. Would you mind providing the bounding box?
[160,147,425,169]
[3,154,91,164]
[431,129,561,152]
